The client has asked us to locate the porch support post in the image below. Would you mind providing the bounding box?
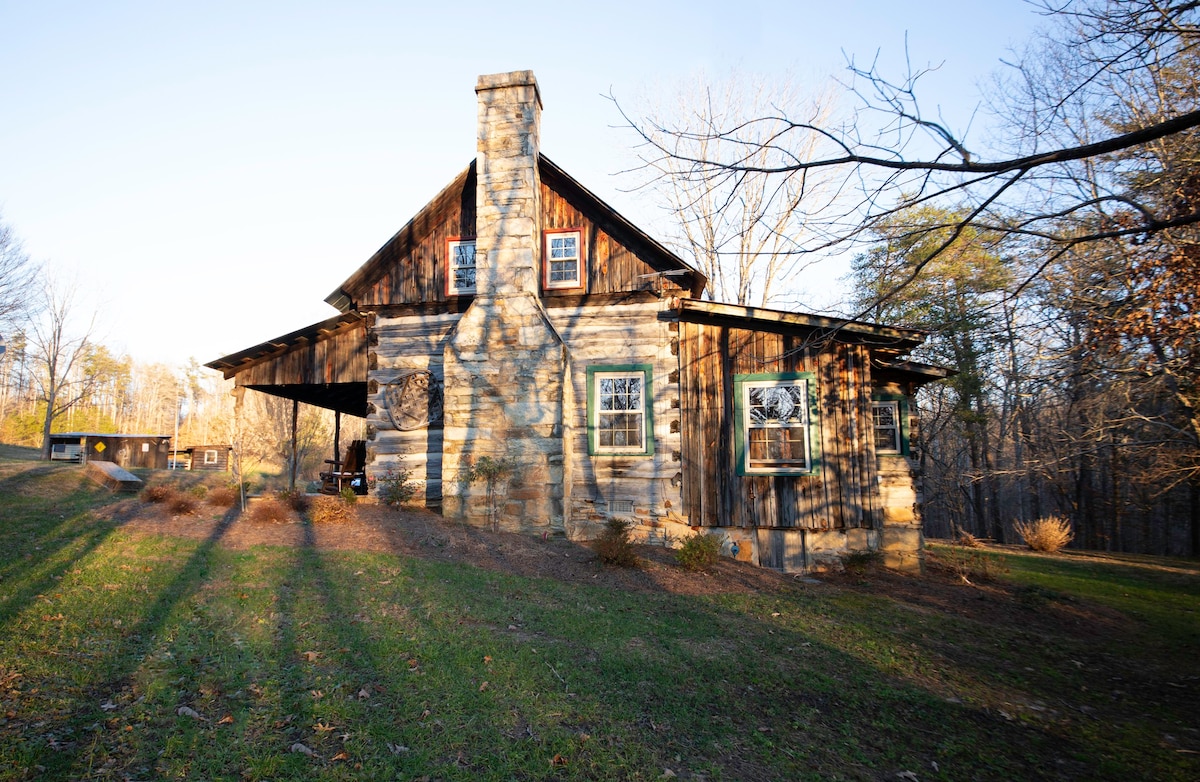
[233,385,246,511]
[290,398,299,492]
[333,411,341,466]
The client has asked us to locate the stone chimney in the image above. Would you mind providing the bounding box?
[474,71,542,295]
[441,71,572,531]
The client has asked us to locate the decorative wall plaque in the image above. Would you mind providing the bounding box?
[384,370,444,431]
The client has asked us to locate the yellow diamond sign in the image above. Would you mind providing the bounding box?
[94,441,106,453]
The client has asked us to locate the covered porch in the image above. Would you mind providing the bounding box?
[205,311,369,491]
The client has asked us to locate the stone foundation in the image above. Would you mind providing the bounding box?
[877,453,925,573]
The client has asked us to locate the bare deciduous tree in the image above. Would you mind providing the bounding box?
[624,72,842,307]
[618,1,1200,315]
[28,277,101,460]
[0,211,41,331]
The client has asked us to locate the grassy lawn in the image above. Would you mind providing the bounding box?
[0,456,1198,780]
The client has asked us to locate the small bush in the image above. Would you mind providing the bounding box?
[956,531,982,548]
[275,489,311,513]
[188,485,208,499]
[339,486,358,505]
[1014,516,1075,553]
[593,519,639,567]
[167,495,197,516]
[206,486,238,507]
[140,485,176,504]
[310,496,355,525]
[374,468,416,507]
[247,497,291,524]
[676,532,721,571]
[841,549,881,575]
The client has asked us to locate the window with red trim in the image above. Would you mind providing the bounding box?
[543,229,584,290]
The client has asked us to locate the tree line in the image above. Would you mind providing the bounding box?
[627,1,1199,556]
[0,229,351,483]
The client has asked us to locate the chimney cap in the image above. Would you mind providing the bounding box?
[475,70,542,107]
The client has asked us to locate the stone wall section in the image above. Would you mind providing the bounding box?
[441,71,572,532]
[547,301,684,540]
[877,454,925,572]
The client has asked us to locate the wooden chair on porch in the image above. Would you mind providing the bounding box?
[320,440,367,495]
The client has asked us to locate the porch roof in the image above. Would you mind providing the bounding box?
[673,298,928,353]
[205,312,369,417]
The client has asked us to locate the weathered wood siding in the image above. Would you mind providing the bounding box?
[344,167,689,309]
[546,301,683,527]
[188,446,231,472]
[234,322,367,388]
[540,183,689,298]
[349,170,477,308]
[82,435,171,470]
[678,320,881,531]
[364,311,462,505]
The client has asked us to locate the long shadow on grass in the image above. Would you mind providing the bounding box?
[0,466,124,626]
[18,505,243,778]
[253,519,412,774]
[258,514,1129,779]
[524,586,1121,781]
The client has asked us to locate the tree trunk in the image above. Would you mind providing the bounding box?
[40,387,56,460]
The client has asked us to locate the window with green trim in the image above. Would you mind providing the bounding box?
[734,373,820,475]
[871,394,909,455]
[587,365,654,456]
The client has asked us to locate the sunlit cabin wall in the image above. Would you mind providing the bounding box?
[546,300,685,541]
[365,312,462,507]
[677,320,902,572]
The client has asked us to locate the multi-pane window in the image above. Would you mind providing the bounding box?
[872,400,902,453]
[447,239,477,296]
[587,365,653,455]
[735,373,819,475]
[544,230,583,290]
[203,449,219,465]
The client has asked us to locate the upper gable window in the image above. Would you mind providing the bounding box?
[447,238,477,296]
[543,229,584,291]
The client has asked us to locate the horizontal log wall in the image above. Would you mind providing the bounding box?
[678,320,881,531]
[364,311,463,504]
[365,301,684,523]
[547,301,683,529]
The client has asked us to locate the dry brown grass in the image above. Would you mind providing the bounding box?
[167,494,197,516]
[206,486,238,507]
[275,489,311,513]
[245,497,291,524]
[1014,516,1075,553]
[309,495,355,525]
[140,485,176,504]
[956,531,983,548]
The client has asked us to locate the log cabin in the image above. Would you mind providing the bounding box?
[207,71,950,573]
[48,432,172,470]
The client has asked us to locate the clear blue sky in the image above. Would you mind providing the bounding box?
[0,0,1046,367]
